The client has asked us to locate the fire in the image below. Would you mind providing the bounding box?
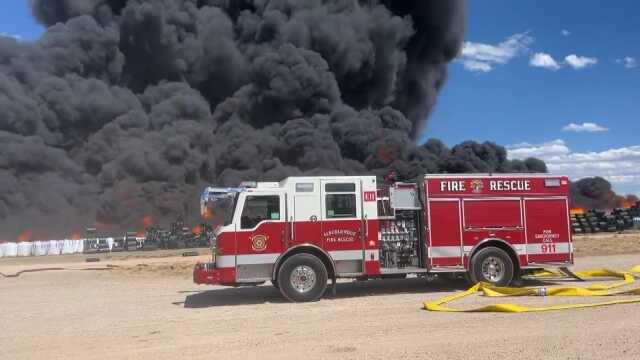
[18,230,33,242]
[202,207,214,220]
[136,215,155,237]
[570,208,585,215]
[70,233,82,240]
[142,215,154,228]
[617,195,638,209]
[619,199,633,209]
[192,225,203,236]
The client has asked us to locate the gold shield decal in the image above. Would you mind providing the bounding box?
[471,179,484,193]
[251,234,268,252]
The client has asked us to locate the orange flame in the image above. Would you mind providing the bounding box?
[192,225,203,236]
[202,207,214,220]
[142,215,154,228]
[70,233,82,240]
[135,215,155,237]
[18,230,33,242]
[570,208,585,215]
[617,195,638,209]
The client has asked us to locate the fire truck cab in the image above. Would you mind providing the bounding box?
[194,174,573,302]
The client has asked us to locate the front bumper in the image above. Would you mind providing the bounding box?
[193,262,236,285]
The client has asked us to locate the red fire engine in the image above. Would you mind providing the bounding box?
[194,174,573,302]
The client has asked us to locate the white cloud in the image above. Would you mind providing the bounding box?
[564,54,598,69]
[508,140,640,195]
[530,52,562,70]
[0,32,21,41]
[460,60,492,73]
[562,122,609,133]
[561,29,571,36]
[508,139,571,159]
[459,32,533,72]
[616,56,637,69]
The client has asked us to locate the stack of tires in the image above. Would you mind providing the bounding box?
[570,214,585,234]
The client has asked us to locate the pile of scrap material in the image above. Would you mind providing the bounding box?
[144,221,213,250]
[571,202,640,234]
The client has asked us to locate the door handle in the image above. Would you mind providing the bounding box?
[290,216,294,242]
[363,214,368,237]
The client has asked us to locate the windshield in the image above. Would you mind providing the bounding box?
[224,193,239,226]
[205,193,239,227]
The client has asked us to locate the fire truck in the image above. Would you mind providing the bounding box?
[194,174,573,302]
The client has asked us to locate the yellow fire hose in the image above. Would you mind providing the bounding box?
[423,265,640,313]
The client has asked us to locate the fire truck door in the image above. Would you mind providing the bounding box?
[234,193,287,281]
[292,180,322,247]
[524,198,572,264]
[427,200,464,268]
[320,180,365,271]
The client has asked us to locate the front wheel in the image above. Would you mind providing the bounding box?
[469,247,514,287]
[277,254,328,302]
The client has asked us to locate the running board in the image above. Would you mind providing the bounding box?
[428,267,467,273]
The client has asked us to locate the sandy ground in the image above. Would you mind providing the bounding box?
[572,231,640,256]
[1,235,640,360]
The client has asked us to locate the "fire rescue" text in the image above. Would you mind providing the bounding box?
[439,180,531,192]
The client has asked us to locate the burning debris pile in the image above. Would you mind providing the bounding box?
[570,203,640,234]
[569,177,640,233]
[1,0,550,241]
[570,177,639,211]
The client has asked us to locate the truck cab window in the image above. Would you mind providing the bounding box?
[241,195,280,229]
[326,193,356,218]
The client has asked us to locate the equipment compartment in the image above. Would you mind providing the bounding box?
[379,210,421,269]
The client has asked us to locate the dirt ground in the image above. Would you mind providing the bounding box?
[1,234,640,360]
[572,231,640,256]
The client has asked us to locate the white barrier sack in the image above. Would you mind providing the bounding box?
[75,239,84,253]
[17,242,33,257]
[5,242,18,257]
[0,243,5,258]
[61,239,75,254]
[47,240,62,255]
[33,241,49,256]
[106,237,114,250]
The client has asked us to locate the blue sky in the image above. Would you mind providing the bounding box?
[1,0,638,195]
[427,0,639,196]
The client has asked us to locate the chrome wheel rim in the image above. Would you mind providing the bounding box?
[481,256,505,283]
[289,265,316,293]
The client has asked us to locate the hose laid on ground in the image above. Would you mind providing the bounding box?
[423,265,640,313]
[0,266,117,278]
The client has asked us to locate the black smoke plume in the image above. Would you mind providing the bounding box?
[571,177,638,210]
[1,0,545,240]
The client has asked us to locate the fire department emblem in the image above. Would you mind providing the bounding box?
[251,235,268,252]
[471,179,484,193]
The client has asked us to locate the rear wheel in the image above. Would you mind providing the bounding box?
[469,247,514,287]
[277,254,328,302]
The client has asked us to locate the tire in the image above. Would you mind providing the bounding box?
[469,247,514,287]
[271,280,279,289]
[277,254,328,302]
